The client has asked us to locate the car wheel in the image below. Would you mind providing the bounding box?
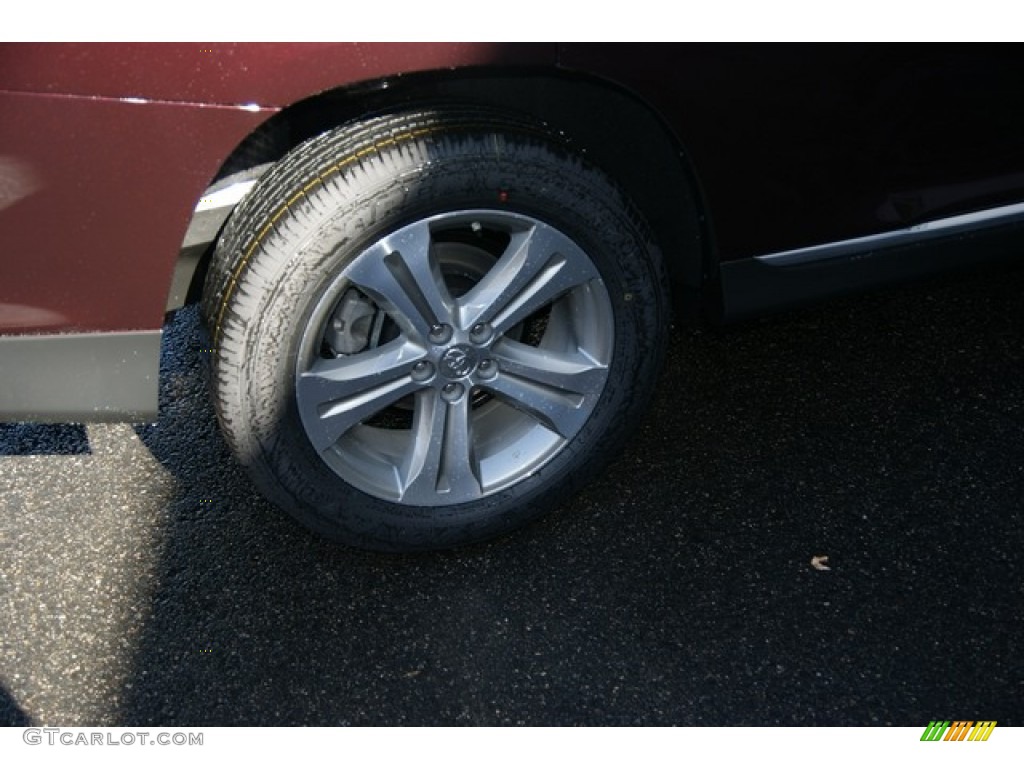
[201,107,668,551]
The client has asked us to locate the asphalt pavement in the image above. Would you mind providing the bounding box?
[2,263,1022,726]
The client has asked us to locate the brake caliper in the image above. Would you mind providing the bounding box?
[324,288,379,355]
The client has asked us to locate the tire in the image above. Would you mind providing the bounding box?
[201,107,668,552]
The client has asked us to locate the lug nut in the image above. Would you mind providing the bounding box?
[428,324,452,344]
[477,359,497,379]
[441,382,464,403]
[411,360,434,382]
[469,322,492,345]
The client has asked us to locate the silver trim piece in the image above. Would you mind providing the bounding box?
[754,201,1024,267]
[168,164,272,312]
[193,179,259,214]
[181,166,269,252]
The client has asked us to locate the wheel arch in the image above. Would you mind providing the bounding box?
[169,67,715,323]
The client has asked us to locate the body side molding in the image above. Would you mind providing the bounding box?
[719,203,1024,321]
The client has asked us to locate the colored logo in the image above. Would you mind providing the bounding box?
[920,720,996,741]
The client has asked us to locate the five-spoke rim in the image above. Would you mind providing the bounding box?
[295,210,614,505]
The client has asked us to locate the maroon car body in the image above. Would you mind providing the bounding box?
[0,44,552,335]
[3,45,1022,335]
[2,43,1022,549]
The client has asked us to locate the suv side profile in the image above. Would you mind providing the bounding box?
[2,43,1022,551]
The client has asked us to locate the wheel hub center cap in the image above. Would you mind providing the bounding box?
[439,345,479,379]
